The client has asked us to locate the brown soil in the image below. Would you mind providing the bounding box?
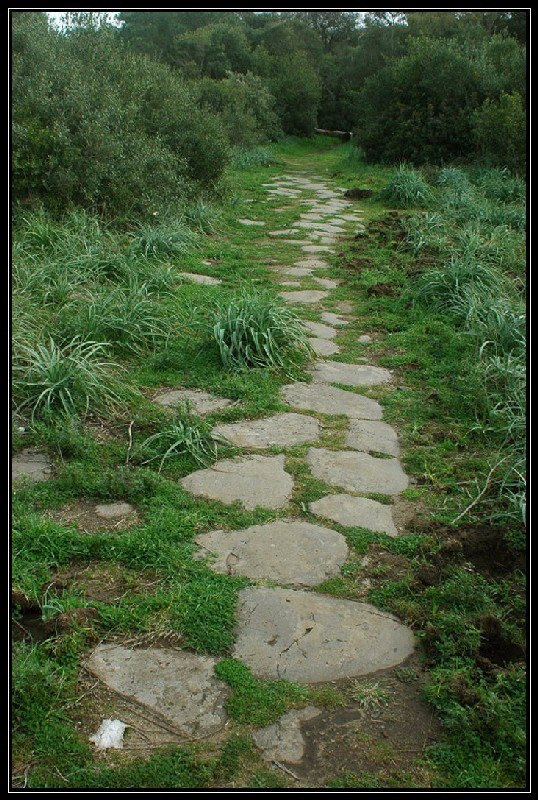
[44,499,140,534]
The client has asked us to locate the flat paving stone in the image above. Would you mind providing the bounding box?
[280,383,383,420]
[346,419,400,456]
[178,273,221,285]
[279,281,302,287]
[153,388,233,415]
[253,707,322,764]
[283,267,314,277]
[306,448,409,495]
[313,277,340,289]
[321,312,349,326]
[310,360,392,387]
[302,320,337,339]
[12,450,53,483]
[212,412,320,449]
[85,645,228,738]
[279,290,329,304]
[268,229,295,236]
[358,334,373,343]
[238,218,266,226]
[309,494,399,537]
[180,454,293,510]
[94,502,136,520]
[301,245,334,253]
[233,587,415,682]
[294,259,331,270]
[309,338,340,356]
[195,519,349,587]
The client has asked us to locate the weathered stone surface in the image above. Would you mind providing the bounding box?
[94,502,136,520]
[313,277,340,289]
[309,338,340,356]
[238,218,266,226]
[309,494,399,537]
[180,454,293,510]
[301,245,333,253]
[213,412,320,449]
[294,259,330,270]
[346,420,400,456]
[283,267,313,277]
[302,320,337,339]
[178,273,221,285]
[268,229,295,236]
[306,448,409,495]
[310,360,392,387]
[279,290,329,304]
[280,383,383,420]
[358,334,373,343]
[12,450,52,483]
[279,281,302,288]
[152,388,233,415]
[195,519,349,587]
[85,645,228,738]
[320,312,349,326]
[253,707,322,763]
[233,587,415,682]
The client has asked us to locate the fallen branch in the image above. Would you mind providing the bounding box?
[452,458,507,524]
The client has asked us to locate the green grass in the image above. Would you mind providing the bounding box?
[11,136,526,790]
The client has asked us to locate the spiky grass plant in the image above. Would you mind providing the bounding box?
[128,221,198,259]
[61,279,169,355]
[206,289,314,371]
[12,336,124,420]
[140,412,223,470]
[378,164,434,208]
[182,199,220,234]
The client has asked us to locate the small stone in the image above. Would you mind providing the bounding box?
[302,320,337,339]
[238,218,266,226]
[313,277,340,289]
[195,519,348,587]
[94,502,136,519]
[280,383,383,420]
[86,645,228,738]
[153,388,233,416]
[178,273,221,285]
[309,494,398,537]
[346,419,400,456]
[12,450,52,483]
[212,412,320,449]
[253,707,322,763]
[180,454,293,510]
[320,312,349,326]
[306,448,409,495]
[310,360,392,387]
[358,334,373,343]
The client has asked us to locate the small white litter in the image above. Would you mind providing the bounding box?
[89,719,127,750]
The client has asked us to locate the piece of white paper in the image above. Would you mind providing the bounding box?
[89,718,127,750]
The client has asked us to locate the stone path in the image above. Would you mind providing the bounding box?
[81,168,416,768]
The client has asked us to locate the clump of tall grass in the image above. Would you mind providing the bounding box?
[12,336,125,420]
[378,164,434,208]
[229,145,276,169]
[128,221,198,259]
[59,279,170,355]
[204,289,313,371]
[139,411,222,470]
[182,199,220,234]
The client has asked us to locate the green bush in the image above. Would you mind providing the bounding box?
[473,91,526,174]
[378,164,434,208]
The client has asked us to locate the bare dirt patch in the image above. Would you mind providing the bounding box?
[44,499,140,534]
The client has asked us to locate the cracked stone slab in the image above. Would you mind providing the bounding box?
[302,321,337,339]
[212,412,320,449]
[321,312,349,326]
[280,383,383,420]
[310,360,392,387]
[180,454,293,510]
[94,502,136,520]
[85,645,228,738]
[253,707,322,763]
[346,420,400,456]
[306,448,409,495]
[309,494,399,537]
[153,388,233,415]
[279,290,329,304]
[309,338,340,356]
[12,450,53,483]
[178,273,221,285]
[195,519,349,587]
[233,587,415,682]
